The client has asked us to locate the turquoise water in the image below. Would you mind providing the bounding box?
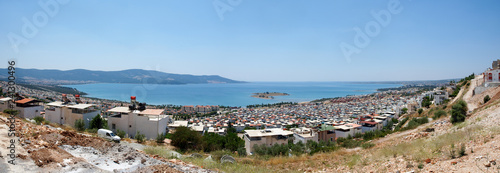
[65,82,401,107]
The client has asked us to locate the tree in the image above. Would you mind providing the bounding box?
[225,132,244,151]
[75,119,85,131]
[422,96,432,108]
[89,114,105,129]
[171,126,203,151]
[484,95,491,103]
[401,108,408,114]
[418,108,423,115]
[451,100,468,124]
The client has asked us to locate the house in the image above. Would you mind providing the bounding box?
[168,120,189,132]
[334,123,362,138]
[360,120,380,133]
[244,128,293,155]
[0,97,12,112]
[107,96,170,140]
[45,96,100,128]
[317,124,336,142]
[292,127,318,144]
[14,98,44,119]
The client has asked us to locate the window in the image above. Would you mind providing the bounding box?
[489,73,493,81]
[129,125,132,128]
[112,124,116,130]
[106,133,110,137]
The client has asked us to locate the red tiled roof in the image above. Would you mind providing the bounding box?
[15,98,35,104]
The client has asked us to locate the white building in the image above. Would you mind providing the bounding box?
[0,97,12,112]
[334,123,362,138]
[292,127,318,144]
[244,128,293,155]
[14,98,44,119]
[45,101,100,128]
[108,107,170,140]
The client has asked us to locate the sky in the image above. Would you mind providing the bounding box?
[1,0,500,82]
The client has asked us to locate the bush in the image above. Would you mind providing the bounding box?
[340,138,362,149]
[3,109,19,116]
[33,116,45,125]
[451,100,467,124]
[171,126,203,151]
[237,147,247,157]
[459,143,466,157]
[89,114,106,129]
[433,110,447,119]
[361,142,375,149]
[418,108,423,115]
[401,108,408,114]
[85,128,98,134]
[418,163,424,169]
[116,129,126,138]
[75,119,85,131]
[421,96,432,108]
[135,131,146,143]
[156,133,165,143]
[484,95,491,103]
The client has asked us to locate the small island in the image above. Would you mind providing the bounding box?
[251,92,289,99]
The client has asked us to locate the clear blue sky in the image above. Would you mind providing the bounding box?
[1,0,499,82]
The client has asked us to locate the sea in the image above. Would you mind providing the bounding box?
[64,82,401,107]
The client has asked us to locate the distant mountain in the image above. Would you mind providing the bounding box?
[0,68,244,85]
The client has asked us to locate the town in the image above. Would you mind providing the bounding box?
[1,75,454,156]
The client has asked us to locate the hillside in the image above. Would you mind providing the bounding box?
[0,68,243,85]
[268,75,500,172]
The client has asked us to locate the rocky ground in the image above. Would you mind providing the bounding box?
[0,115,213,173]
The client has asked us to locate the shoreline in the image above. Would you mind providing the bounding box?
[52,82,405,107]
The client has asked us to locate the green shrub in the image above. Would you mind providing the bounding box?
[33,116,45,125]
[156,133,166,143]
[418,108,423,115]
[85,128,98,134]
[237,147,247,157]
[3,109,19,116]
[89,114,106,129]
[401,108,408,114]
[75,119,86,131]
[361,142,375,149]
[433,110,447,119]
[136,131,146,143]
[459,143,466,157]
[484,95,491,103]
[418,163,424,169]
[116,129,126,138]
[171,126,202,151]
[451,100,467,124]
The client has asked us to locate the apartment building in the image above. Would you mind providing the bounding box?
[244,128,293,155]
[107,96,170,140]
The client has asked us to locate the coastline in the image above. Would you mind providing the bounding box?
[62,82,401,107]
